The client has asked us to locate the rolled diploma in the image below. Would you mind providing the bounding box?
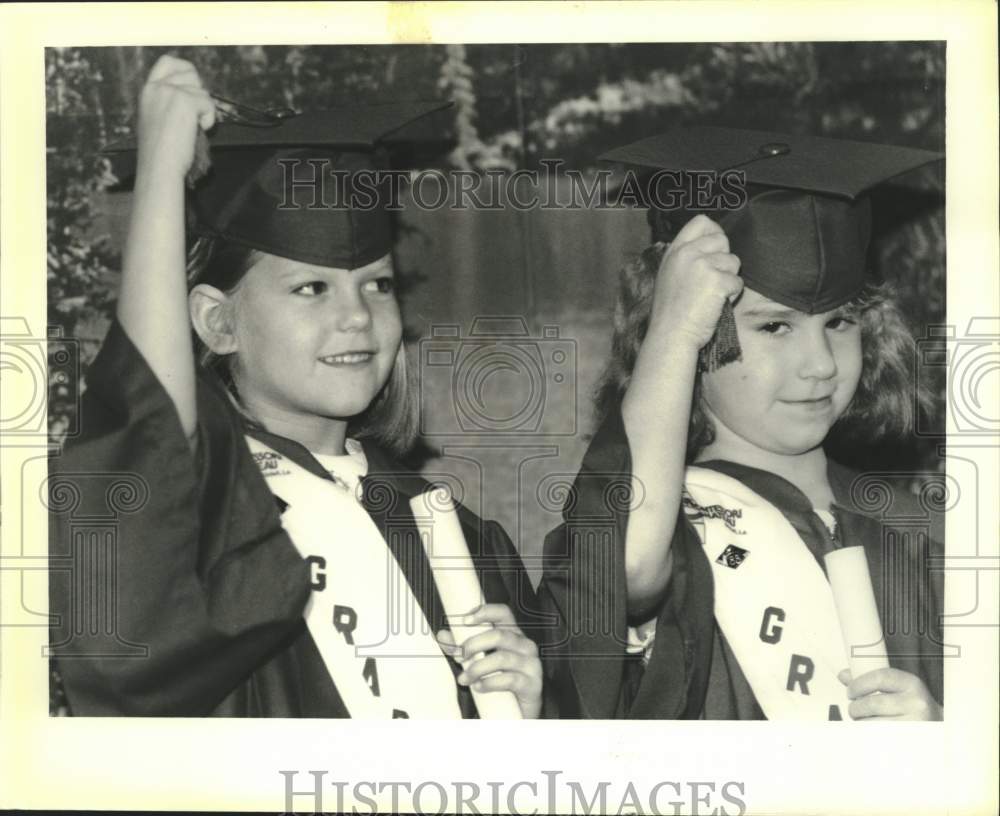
[824,546,890,678]
[411,489,523,719]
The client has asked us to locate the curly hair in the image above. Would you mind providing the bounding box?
[594,242,933,462]
[186,235,418,457]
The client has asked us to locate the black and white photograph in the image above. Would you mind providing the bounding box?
[1,2,997,814]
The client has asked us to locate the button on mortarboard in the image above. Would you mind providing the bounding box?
[104,101,453,270]
[757,142,790,158]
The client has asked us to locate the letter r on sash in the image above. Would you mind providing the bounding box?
[787,654,815,694]
[333,604,358,645]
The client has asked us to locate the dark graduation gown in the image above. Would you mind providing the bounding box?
[49,321,539,717]
[538,404,945,720]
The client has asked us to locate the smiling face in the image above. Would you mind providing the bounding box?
[224,252,402,448]
[698,287,863,464]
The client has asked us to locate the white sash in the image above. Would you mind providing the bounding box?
[246,435,462,719]
[684,466,853,721]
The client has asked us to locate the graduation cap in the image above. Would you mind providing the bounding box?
[601,126,943,369]
[105,100,452,270]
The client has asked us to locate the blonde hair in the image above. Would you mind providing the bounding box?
[187,236,418,457]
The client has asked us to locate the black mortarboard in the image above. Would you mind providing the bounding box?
[601,126,942,368]
[105,101,451,270]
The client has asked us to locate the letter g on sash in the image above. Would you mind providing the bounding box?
[306,555,327,591]
[759,606,785,644]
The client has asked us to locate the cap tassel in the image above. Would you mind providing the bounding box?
[186,130,213,189]
[698,300,742,373]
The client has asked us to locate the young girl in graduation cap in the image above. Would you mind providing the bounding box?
[540,127,944,721]
[50,55,543,718]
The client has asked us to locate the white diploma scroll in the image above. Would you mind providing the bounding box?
[410,488,523,719]
[824,545,890,678]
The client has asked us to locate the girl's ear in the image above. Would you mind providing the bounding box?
[189,284,238,355]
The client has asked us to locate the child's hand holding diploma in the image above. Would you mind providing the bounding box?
[839,667,943,721]
[413,488,541,718]
[437,605,543,719]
